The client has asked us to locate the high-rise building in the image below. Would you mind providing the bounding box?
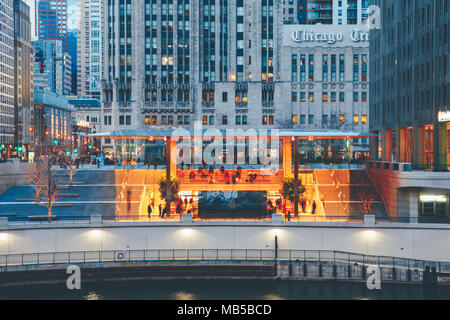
[101,0,370,156]
[33,39,72,96]
[0,0,15,147]
[77,0,103,99]
[370,0,449,171]
[14,0,34,151]
[36,0,68,49]
[67,30,77,95]
[298,0,370,25]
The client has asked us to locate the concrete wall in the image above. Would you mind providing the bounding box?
[0,162,33,195]
[1,223,449,262]
[368,167,450,217]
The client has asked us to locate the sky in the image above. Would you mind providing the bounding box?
[26,0,80,41]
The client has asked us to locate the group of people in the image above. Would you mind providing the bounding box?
[186,165,261,185]
[175,197,195,215]
[147,198,169,219]
[267,198,317,216]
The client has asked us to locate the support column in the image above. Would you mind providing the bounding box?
[294,138,299,217]
[399,127,407,163]
[409,190,419,223]
[282,138,293,177]
[433,121,448,171]
[169,138,177,175]
[383,129,392,162]
[413,125,424,167]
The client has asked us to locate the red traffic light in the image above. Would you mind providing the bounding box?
[28,127,34,132]
[45,130,50,135]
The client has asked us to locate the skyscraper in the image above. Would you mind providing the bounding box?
[0,0,15,147]
[36,0,68,49]
[298,0,370,25]
[77,0,103,99]
[14,0,34,150]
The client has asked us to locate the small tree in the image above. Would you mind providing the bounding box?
[29,157,44,201]
[280,177,306,212]
[62,153,78,185]
[359,191,376,216]
[158,174,180,208]
[35,157,60,222]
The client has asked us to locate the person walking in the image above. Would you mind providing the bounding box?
[312,200,317,214]
[147,203,152,219]
[158,203,162,218]
[126,190,131,214]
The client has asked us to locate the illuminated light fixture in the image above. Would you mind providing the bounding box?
[273,229,281,237]
[365,230,376,238]
[0,233,7,240]
[89,229,102,238]
[420,195,447,203]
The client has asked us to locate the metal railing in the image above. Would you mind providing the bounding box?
[0,249,448,273]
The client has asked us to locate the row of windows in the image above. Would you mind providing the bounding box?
[144,115,191,126]
[291,114,368,125]
[291,91,368,103]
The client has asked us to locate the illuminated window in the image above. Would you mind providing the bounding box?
[322,92,328,102]
[361,115,367,124]
[202,116,208,125]
[151,116,157,125]
[262,115,268,125]
[292,115,298,124]
[308,92,314,102]
[145,116,151,125]
[353,115,359,124]
[339,114,344,124]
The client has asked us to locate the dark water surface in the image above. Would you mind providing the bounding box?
[1,279,449,300]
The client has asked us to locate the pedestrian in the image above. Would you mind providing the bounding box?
[151,197,155,210]
[158,203,162,218]
[287,211,291,221]
[312,200,317,214]
[180,161,185,170]
[162,204,168,218]
[147,203,152,218]
[127,190,131,214]
[220,165,225,174]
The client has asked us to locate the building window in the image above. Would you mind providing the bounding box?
[119,116,124,125]
[178,116,183,125]
[353,115,359,124]
[145,116,151,125]
[222,92,228,102]
[292,115,298,124]
[330,92,336,102]
[161,116,167,125]
[126,116,131,125]
[308,115,314,125]
[339,114,344,124]
[291,91,297,102]
[242,115,247,125]
[151,116,157,125]
[322,115,328,125]
[269,115,274,125]
[222,115,228,125]
[262,115,268,125]
[308,92,314,102]
[322,92,328,102]
[353,92,359,102]
[203,116,208,125]
[209,116,214,125]
[300,115,306,124]
[362,92,367,102]
[168,116,174,125]
[339,92,345,102]
[236,115,241,125]
[361,115,367,124]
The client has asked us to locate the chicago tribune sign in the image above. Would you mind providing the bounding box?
[292,29,370,44]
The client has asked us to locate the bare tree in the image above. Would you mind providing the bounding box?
[36,157,61,222]
[29,157,44,201]
[62,154,78,185]
[359,190,376,216]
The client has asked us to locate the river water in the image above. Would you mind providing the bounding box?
[1,279,449,300]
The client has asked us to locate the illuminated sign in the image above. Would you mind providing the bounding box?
[438,111,450,122]
[420,195,447,203]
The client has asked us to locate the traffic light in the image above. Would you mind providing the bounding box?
[88,144,93,150]
[0,145,2,151]
[65,150,71,156]
[45,130,50,136]
[73,148,79,154]
[53,139,59,145]
[17,146,23,152]
[28,127,34,132]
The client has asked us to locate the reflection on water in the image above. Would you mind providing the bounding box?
[262,294,285,300]
[83,292,104,300]
[172,291,197,300]
[0,279,449,300]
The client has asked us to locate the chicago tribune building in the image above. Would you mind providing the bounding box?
[101,0,370,158]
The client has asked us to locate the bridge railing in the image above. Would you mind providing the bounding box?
[1,249,448,274]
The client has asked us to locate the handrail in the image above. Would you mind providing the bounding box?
[0,249,448,272]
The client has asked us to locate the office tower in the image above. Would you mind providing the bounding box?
[33,39,72,96]
[0,0,15,146]
[299,0,370,25]
[77,0,103,99]
[67,30,77,95]
[101,0,370,159]
[36,0,68,49]
[14,0,34,149]
[370,0,449,171]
